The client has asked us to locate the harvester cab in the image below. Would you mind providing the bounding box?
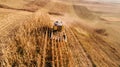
[53,21,63,32]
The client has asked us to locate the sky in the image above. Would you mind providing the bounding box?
[86,0,120,3]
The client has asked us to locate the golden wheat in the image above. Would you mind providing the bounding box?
[0,12,73,67]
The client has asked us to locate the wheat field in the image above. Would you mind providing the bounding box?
[0,0,120,67]
[0,12,74,67]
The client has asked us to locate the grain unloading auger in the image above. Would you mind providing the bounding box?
[50,21,67,42]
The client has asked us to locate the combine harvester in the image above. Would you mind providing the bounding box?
[50,21,67,42]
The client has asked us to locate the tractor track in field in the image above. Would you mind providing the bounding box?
[65,26,93,67]
[71,23,120,67]
[90,34,120,65]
